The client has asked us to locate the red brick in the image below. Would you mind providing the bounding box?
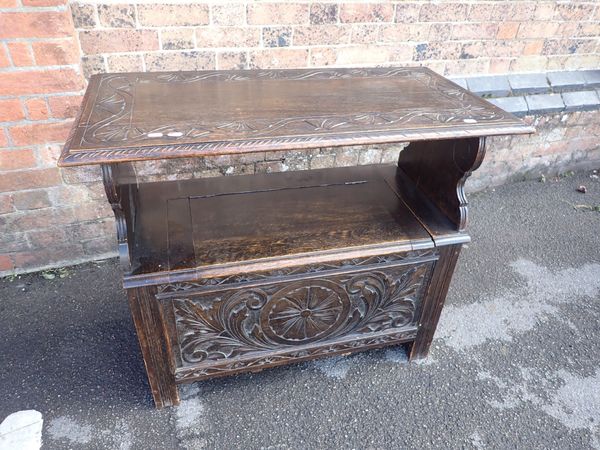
[533,2,555,20]
[554,3,595,20]
[0,69,84,96]
[350,24,379,44]
[38,144,62,167]
[497,22,520,40]
[0,12,73,39]
[23,0,67,5]
[489,58,512,74]
[26,228,67,249]
[523,40,544,56]
[11,190,52,210]
[0,255,13,272]
[420,3,467,22]
[60,165,103,184]
[24,98,49,121]
[575,23,600,38]
[336,45,392,65]
[0,148,37,171]
[138,4,209,26]
[309,47,337,66]
[394,3,421,23]
[428,23,452,42]
[0,207,64,234]
[339,3,394,23]
[9,121,72,146]
[379,24,429,43]
[248,48,308,69]
[0,129,7,147]
[497,2,535,21]
[0,0,17,7]
[196,27,261,48]
[293,25,351,46]
[472,40,525,58]
[0,46,8,68]
[145,51,215,71]
[79,30,159,54]
[247,3,309,25]
[0,99,25,122]
[217,51,248,70]
[0,168,61,193]
[211,3,246,26]
[7,42,34,67]
[468,3,495,21]
[309,3,338,25]
[12,244,85,268]
[0,194,14,215]
[452,23,498,40]
[509,55,549,72]
[32,39,80,66]
[48,95,82,119]
[517,22,559,39]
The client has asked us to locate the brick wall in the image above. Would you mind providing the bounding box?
[70,1,600,76]
[0,0,115,273]
[1,0,599,275]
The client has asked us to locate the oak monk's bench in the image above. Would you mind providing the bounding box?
[58,67,534,408]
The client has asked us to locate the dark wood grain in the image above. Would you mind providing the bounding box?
[123,165,436,282]
[409,245,462,360]
[397,137,486,232]
[127,285,180,408]
[167,258,434,383]
[58,67,533,166]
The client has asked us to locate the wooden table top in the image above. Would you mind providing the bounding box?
[59,67,534,166]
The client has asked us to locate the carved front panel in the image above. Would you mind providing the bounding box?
[167,261,434,380]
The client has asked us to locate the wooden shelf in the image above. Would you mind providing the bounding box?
[123,164,464,286]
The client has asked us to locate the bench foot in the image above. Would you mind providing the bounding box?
[128,286,180,408]
[409,245,462,361]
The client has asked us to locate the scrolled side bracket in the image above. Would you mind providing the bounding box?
[397,137,486,231]
[101,163,136,271]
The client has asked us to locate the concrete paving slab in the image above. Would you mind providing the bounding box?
[525,93,565,114]
[547,71,586,91]
[582,69,600,87]
[509,73,551,94]
[489,96,529,117]
[1,171,600,449]
[562,90,600,112]
[466,75,511,97]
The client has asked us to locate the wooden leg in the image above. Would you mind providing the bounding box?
[410,245,462,360]
[127,286,180,408]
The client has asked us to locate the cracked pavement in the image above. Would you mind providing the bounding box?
[1,170,599,449]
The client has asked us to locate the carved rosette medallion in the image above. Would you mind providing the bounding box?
[172,262,433,367]
[261,281,351,345]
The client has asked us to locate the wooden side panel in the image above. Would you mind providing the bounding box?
[127,286,180,408]
[410,245,462,360]
[397,137,486,232]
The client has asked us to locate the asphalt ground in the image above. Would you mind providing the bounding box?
[1,170,599,449]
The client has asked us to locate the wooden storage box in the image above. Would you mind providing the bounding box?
[128,165,449,383]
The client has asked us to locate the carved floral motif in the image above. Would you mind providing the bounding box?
[175,329,416,382]
[172,262,432,366]
[80,68,507,148]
